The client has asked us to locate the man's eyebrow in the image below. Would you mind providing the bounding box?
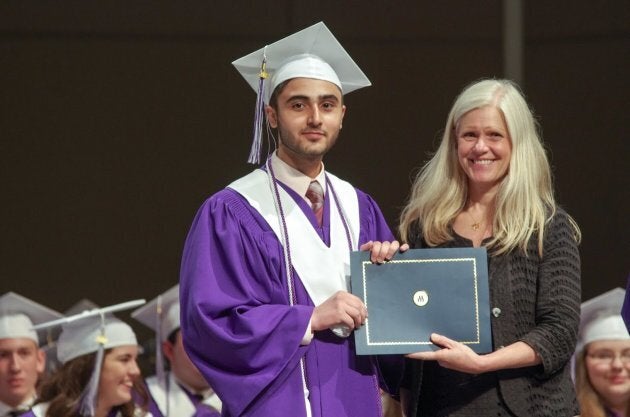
[285,94,340,102]
[286,94,310,102]
[319,94,340,102]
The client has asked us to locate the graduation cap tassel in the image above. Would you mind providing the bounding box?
[155,295,166,390]
[248,49,268,164]
[78,312,107,417]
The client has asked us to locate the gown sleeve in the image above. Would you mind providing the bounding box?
[356,190,395,244]
[179,189,313,416]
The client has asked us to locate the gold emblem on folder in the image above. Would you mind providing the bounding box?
[413,290,429,307]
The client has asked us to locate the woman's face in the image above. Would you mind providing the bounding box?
[585,340,630,408]
[97,345,140,409]
[455,106,512,193]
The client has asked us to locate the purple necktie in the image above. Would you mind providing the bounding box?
[305,180,324,226]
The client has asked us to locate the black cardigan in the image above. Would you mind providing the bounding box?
[403,208,581,416]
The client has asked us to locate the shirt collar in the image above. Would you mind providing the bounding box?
[0,395,36,416]
[270,152,326,201]
[173,373,213,401]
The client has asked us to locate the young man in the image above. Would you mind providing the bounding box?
[179,22,404,417]
[0,292,62,416]
[132,285,221,417]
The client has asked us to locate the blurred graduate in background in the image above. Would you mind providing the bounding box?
[30,299,152,417]
[133,285,221,417]
[574,288,630,417]
[0,292,62,416]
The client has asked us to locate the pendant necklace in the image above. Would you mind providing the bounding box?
[467,210,483,231]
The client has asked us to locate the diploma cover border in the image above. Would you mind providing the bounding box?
[360,257,481,347]
[351,247,491,355]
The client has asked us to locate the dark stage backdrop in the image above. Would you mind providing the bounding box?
[1,1,628,344]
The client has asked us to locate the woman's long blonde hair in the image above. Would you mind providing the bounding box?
[399,79,580,256]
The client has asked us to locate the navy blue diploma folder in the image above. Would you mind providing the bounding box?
[351,247,492,355]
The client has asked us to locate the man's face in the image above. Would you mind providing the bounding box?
[266,77,346,171]
[163,331,208,392]
[0,338,44,407]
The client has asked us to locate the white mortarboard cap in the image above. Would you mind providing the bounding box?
[65,299,100,316]
[232,21,371,164]
[0,292,63,344]
[33,299,145,417]
[132,284,180,341]
[42,300,101,374]
[232,21,371,104]
[57,315,138,364]
[131,285,179,388]
[33,299,145,364]
[577,287,629,352]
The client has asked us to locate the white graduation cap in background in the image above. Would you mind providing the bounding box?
[33,299,145,417]
[132,285,180,342]
[231,21,371,164]
[132,285,180,390]
[65,298,100,316]
[0,291,63,345]
[43,299,102,374]
[577,287,629,353]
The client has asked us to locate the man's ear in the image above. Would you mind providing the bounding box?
[265,105,278,128]
[36,348,46,374]
[162,341,175,362]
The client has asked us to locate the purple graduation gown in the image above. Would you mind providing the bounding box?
[180,176,395,417]
[15,411,36,417]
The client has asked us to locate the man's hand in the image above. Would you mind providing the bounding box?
[311,291,367,332]
[360,240,410,264]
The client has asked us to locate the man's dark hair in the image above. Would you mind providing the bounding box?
[167,328,180,345]
[268,79,291,110]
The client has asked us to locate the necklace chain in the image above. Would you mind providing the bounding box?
[467,209,483,231]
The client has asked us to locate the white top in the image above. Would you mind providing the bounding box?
[146,372,221,416]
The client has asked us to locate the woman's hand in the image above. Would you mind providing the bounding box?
[360,240,409,264]
[406,333,488,374]
[407,334,540,374]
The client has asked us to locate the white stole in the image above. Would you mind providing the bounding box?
[146,373,221,416]
[228,169,360,306]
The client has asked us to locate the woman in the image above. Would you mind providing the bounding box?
[398,79,582,416]
[575,288,630,417]
[30,304,151,417]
